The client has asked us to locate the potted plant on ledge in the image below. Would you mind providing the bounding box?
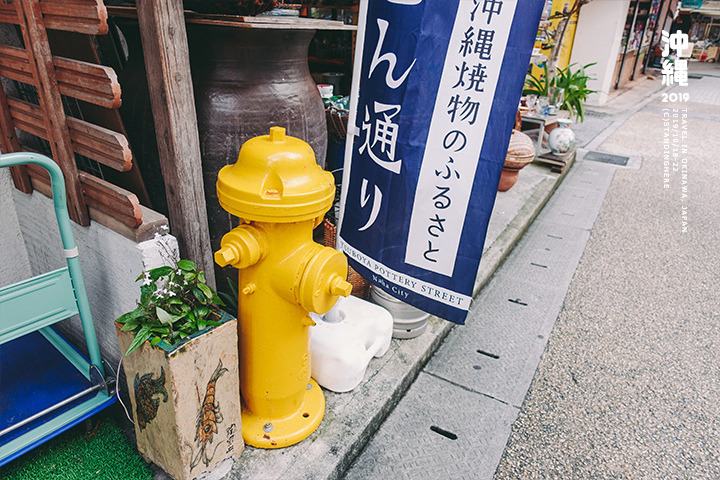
[524,62,597,122]
[116,257,243,480]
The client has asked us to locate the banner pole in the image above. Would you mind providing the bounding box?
[336,0,370,237]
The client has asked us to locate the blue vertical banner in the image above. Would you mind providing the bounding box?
[337,0,544,324]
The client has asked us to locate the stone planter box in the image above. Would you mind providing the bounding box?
[116,313,242,480]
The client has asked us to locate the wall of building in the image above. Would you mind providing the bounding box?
[570,0,631,105]
[531,0,580,80]
[2,173,176,369]
[0,169,31,287]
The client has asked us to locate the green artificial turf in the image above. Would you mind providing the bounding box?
[1,409,152,480]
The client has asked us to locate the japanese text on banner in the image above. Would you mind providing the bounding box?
[405,0,514,276]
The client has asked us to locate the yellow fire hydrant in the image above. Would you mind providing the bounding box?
[214,127,352,449]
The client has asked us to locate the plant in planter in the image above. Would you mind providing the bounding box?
[524,62,597,122]
[116,257,243,480]
[117,259,227,355]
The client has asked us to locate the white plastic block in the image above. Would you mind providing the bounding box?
[310,295,393,393]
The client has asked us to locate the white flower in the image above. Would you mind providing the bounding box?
[142,272,152,286]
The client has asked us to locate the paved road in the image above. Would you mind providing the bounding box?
[343,65,720,479]
[494,71,720,478]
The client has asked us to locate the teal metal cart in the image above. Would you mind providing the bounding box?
[0,152,116,466]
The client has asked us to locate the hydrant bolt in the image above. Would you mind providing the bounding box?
[215,245,239,267]
[329,274,352,297]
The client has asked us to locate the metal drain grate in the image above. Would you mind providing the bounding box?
[584,151,629,166]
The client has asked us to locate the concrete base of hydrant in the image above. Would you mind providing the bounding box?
[241,378,325,449]
[117,317,243,480]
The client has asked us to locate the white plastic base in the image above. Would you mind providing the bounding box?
[310,295,393,393]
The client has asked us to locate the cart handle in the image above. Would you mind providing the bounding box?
[0,153,77,253]
[0,152,103,375]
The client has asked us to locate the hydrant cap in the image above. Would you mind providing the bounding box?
[216,127,336,222]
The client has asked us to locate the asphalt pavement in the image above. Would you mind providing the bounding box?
[342,61,720,479]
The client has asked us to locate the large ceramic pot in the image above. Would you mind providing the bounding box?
[117,20,327,292]
[186,24,327,291]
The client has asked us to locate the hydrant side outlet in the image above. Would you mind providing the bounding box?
[214,127,351,449]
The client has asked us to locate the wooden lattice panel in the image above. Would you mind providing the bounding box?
[0,0,141,228]
[0,0,108,35]
[0,44,122,109]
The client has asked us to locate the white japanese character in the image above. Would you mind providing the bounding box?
[358,178,382,232]
[661,30,670,57]
[674,59,688,86]
[358,103,403,174]
[661,59,674,86]
[669,30,689,56]
[369,19,416,89]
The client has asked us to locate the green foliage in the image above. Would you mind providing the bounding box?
[523,62,597,122]
[116,259,225,356]
[218,276,239,315]
[523,62,550,97]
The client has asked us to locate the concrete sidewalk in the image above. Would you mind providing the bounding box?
[494,66,720,480]
[343,64,720,479]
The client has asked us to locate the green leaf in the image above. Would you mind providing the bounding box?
[156,307,175,325]
[198,283,214,300]
[116,308,143,324]
[120,321,140,332]
[140,284,156,304]
[177,259,196,271]
[150,337,163,346]
[212,293,227,307]
[218,293,235,309]
[197,306,211,319]
[149,266,173,280]
[124,325,152,356]
[192,287,206,303]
